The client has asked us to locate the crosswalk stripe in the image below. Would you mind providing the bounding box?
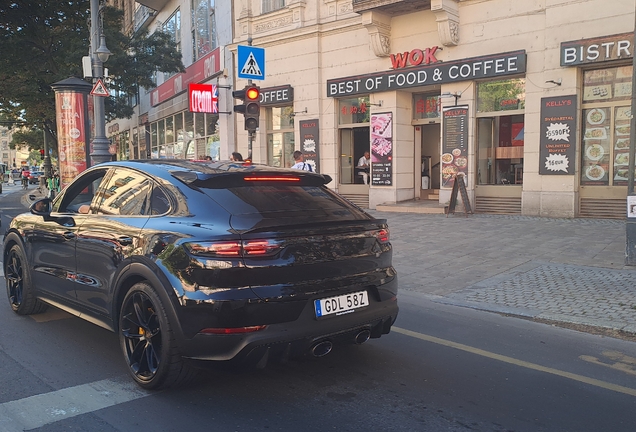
[0,378,151,431]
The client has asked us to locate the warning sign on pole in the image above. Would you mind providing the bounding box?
[90,79,109,97]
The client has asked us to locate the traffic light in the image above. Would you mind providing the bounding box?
[233,85,260,132]
[39,149,45,157]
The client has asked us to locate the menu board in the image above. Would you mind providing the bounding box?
[539,95,577,175]
[441,105,469,188]
[371,112,393,186]
[299,119,320,173]
[55,91,89,189]
[613,106,632,186]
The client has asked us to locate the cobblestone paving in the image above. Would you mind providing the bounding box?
[368,211,636,333]
[445,263,636,333]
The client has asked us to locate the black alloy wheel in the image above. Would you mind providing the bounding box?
[5,244,47,315]
[119,282,195,389]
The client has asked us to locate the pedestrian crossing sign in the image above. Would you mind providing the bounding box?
[237,45,265,80]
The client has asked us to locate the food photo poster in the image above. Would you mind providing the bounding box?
[371,112,393,186]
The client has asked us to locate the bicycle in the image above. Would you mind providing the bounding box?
[21,177,28,190]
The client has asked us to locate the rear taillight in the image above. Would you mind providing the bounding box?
[376,228,390,244]
[185,239,282,258]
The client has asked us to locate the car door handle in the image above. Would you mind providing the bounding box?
[63,232,76,240]
[118,236,133,246]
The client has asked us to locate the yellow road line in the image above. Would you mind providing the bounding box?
[393,326,636,397]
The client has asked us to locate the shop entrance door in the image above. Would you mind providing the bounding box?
[420,123,440,193]
[339,127,370,195]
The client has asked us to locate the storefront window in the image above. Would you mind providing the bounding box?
[477,78,525,185]
[413,94,441,120]
[580,65,632,186]
[338,97,370,185]
[191,0,216,61]
[149,111,215,160]
[206,115,220,160]
[338,96,370,125]
[117,130,130,161]
[150,123,158,158]
[266,106,294,167]
[477,78,526,113]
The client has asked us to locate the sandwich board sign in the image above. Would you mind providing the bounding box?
[237,45,265,80]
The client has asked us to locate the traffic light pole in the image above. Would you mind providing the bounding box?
[247,37,253,161]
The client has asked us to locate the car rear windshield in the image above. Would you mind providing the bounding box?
[201,185,369,222]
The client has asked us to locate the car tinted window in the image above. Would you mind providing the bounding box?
[53,169,110,213]
[150,186,170,215]
[95,168,153,216]
[202,185,366,220]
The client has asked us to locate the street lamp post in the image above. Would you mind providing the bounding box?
[89,0,111,166]
[625,7,636,265]
[42,128,52,179]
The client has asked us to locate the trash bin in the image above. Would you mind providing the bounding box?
[421,176,429,190]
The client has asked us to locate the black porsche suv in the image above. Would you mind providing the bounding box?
[3,160,398,389]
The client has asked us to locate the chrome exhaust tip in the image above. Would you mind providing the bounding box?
[310,340,333,357]
[354,329,371,345]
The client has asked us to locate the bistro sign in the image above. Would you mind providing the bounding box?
[561,33,633,66]
[327,51,526,97]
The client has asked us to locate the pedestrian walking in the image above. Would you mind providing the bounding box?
[291,150,313,171]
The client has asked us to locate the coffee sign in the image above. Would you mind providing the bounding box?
[259,85,294,106]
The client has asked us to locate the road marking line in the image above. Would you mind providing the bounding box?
[393,326,636,398]
[0,378,151,431]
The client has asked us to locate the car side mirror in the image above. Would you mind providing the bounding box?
[30,198,52,215]
[30,198,75,226]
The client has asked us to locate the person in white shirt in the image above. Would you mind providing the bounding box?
[291,150,313,171]
[357,151,370,184]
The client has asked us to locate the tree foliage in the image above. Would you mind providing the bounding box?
[0,1,184,149]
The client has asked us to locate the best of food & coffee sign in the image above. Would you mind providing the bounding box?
[327,50,526,97]
[539,95,577,175]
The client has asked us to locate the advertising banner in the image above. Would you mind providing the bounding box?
[299,119,319,173]
[55,91,89,189]
[371,112,393,186]
[539,95,577,175]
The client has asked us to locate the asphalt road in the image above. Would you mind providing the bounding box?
[1,291,636,431]
[1,187,636,431]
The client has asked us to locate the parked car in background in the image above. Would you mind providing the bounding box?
[28,171,44,184]
[3,160,399,389]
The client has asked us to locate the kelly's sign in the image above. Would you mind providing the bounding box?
[561,33,633,66]
[539,95,577,175]
[327,51,526,97]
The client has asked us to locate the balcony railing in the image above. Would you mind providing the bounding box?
[133,5,156,33]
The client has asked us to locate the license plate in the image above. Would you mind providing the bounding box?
[314,291,369,318]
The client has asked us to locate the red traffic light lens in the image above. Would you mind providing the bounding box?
[246,87,259,100]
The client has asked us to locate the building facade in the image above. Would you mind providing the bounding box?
[107,0,634,219]
[107,0,236,162]
[229,0,634,218]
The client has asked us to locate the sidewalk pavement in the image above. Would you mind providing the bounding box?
[368,210,636,335]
